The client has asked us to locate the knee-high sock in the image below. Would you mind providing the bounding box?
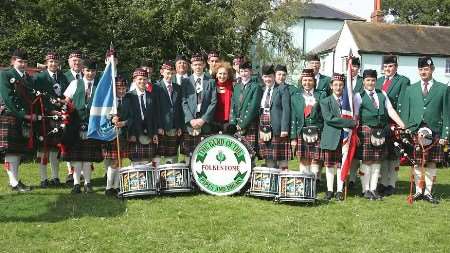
[82,162,92,185]
[37,151,48,181]
[165,156,177,164]
[5,154,20,187]
[299,162,310,174]
[360,163,371,193]
[72,161,82,185]
[424,163,437,195]
[349,159,359,183]
[278,160,288,170]
[325,167,335,192]
[266,160,277,168]
[113,168,120,189]
[67,162,73,174]
[388,160,399,187]
[414,165,423,194]
[104,159,112,175]
[49,151,59,179]
[380,160,390,186]
[369,163,381,192]
[336,168,344,192]
[310,163,320,178]
[106,166,114,190]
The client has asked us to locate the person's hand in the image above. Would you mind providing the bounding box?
[115,121,125,128]
[153,135,159,144]
[190,119,198,128]
[158,128,164,135]
[128,136,136,142]
[280,131,288,138]
[398,122,406,130]
[112,116,120,124]
[236,125,241,131]
[290,139,297,148]
[197,118,205,128]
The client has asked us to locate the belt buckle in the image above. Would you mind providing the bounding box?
[263,108,270,114]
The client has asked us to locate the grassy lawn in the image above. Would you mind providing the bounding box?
[0,159,449,253]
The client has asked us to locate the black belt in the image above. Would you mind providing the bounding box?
[195,112,201,118]
[260,108,270,114]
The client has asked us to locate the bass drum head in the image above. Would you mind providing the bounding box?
[191,134,252,196]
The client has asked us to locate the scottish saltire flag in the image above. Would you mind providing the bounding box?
[87,55,117,141]
[340,52,359,181]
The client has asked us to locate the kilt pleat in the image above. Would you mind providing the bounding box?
[102,137,128,160]
[359,125,385,162]
[322,142,342,168]
[413,136,445,167]
[157,134,180,157]
[296,130,321,161]
[0,115,31,154]
[61,139,103,162]
[128,141,156,161]
[258,113,291,161]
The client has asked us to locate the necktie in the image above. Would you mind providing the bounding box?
[422,81,429,97]
[369,91,378,108]
[85,82,92,101]
[196,78,202,106]
[337,98,342,112]
[140,94,146,119]
[76,73,80,80]
[239,83,247,104]
[167,84,173,96]
[264,87,272,108]
[52,73,57,81]
[382,77,392,92]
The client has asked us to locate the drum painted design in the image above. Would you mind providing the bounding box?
[157,163,192,193]
[249,167,279,198]
[277,172,316,202]
[119,164,157,197]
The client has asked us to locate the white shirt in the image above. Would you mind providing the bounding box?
[14,68,24,77]
[64,78,94,99]
[136,88,147,120]
[47,69,56,79]
[260,85,274,108]
[315,73,321,86]
[303,89,316,106]
[421,79,434,93]
[176,73,188,85]
[71,69,82,80]
[192,74,204,112]
[353,89,393,111]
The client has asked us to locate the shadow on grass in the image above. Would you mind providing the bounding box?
[0,192,126,223]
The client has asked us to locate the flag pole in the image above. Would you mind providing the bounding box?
[344,52,354,200]
[109,44,122,168]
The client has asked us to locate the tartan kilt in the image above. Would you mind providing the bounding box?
[383,130,400,160]
[322,142,342,168]
[128,141,156,161]
[157,134,180,157]
[102,137,128,160]
[413,136,445,167]
[359,125,386,162]
[61,139,103,162]
[296,132,321,161]
[258,113,291,161]
[240,123,258,155]
[181,133,203,156]
[0,115,31,154]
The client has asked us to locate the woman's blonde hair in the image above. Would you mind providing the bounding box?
[213,61,234,81]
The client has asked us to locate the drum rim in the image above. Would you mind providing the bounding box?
[157,163,189,169]
[119,165,155,172]
[252,167,281,173]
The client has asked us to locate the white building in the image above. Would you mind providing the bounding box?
[310,21,450,84]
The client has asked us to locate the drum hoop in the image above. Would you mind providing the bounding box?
[157,163,189,169]
[252,167,280,173]
[138,135,151,145]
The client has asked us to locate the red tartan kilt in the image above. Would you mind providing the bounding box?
[61,139,103,162]
[359,125,385,162]
[181,133,203,156]
[258,113,291,161]
[0,115,31,154]
[102,137,128,160]
[128,141,156,161]
[240,123,258,154]
[157,134,180,157]
[296,134,321,161]
[322,142,342,168]
[413,136,445,167]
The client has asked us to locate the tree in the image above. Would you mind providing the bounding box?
[382,0,450,26]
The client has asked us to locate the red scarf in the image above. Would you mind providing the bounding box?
[214,79,233,123]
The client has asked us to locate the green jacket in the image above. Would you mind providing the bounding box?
[290,89,326,139]
[155,79,184,130]
[0,67,35,119]
[320,95,356,150]
[261,84,290,135]
[64,70,81,83]
[316,74,331,95]
[376,73,410,112]
[230,79,263,129]
[358,89,388,127]
[353,75,364,94]
[71,79,98,123]
[401,80,450,139]
[34,70,69,111]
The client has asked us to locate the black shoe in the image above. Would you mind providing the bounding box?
[84,183,94,193]
[370,191,383,200]
[412,192,423,201]
[71,184,81,194]
[18,181,32,191]
[363,191,373,200]
[378,184,386,195]
[324,191,334,200]
[11,181,31,192]
[335,191,344,201]
[66,174,74,186]
[40,179,49,189]
[49,178,61,187]
[105,188,115,196]
[423,194,439,204]
[383,186,395,196]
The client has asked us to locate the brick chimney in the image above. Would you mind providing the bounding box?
[371,0,384,23]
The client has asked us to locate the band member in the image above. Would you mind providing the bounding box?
[355,69,405,200]
[64,50,84,185]
[290,69,326,176]
[103,76,128,196]
[33,51,69,187]
[376,55,411,196]
[307,54,331,95]
[320,73,356,201]
[173,54,189,86]
[275,64,297,95]
[0,49,36,192]
[155,61,183,164]
[125,68,159,165]
[229,61,262,157]
[258,64,290,170]
[206,51,220,77]
[232,55,244,83]
[348,56,363,188]
[130,59,154,92]
[401,57,449,204]
[63,59,103,194]
[180,53,217,164]
[213,61,234,132]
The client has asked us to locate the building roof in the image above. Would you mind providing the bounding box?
[347,21,450,57]
[311,21,450,57]
[299,3,365,21]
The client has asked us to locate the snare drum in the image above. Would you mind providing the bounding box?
[277,171,316,202]
[157,163,192,193]
[249,167,279,198]
[119,164,157,197]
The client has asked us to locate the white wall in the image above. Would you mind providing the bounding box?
[312,0,372,21]
[332,22,360,74]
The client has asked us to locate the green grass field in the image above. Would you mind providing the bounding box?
[0,160,449,253]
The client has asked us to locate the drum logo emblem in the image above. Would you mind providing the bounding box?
[191,135,252,196]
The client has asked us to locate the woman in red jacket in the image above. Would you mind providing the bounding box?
[213,61,234,132]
